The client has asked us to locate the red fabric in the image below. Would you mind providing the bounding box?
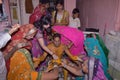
[29,4,46,24]
[3,24,35,71]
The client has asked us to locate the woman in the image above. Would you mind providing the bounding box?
[2,24,38,71]
[7,24,59,80]
[84,36,112,79]
[32,15,58,60]
[29,0,50,24]
[52,0,69,26]
[53,26,85,56]
[61,57,108,80]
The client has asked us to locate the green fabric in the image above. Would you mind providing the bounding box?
[75,77,84,80]
[37,72,42,80]
[96,34,109,66]
[19,48,34,70]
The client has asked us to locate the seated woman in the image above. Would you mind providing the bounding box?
[53,26,86,56]
[61,56,108,80]
[34,33,83,80]
[7,24,59,80]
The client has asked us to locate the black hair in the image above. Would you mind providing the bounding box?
[54,0,64,23]
[33,15,52,35]
[72,8,80,14]
[39,0,49,4]
[53,33,61,40]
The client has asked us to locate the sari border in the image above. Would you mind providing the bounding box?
[18,48,34,70]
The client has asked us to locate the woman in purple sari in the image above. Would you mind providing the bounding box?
[61,56,108,80]
[31,15,58,71]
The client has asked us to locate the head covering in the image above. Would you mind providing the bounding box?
[53,26,85,56]
[29,4,46,24]
[3,24,36,56]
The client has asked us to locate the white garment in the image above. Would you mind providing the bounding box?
[69,17,81,28]
[57,14,63,23]
[0,32,11,80]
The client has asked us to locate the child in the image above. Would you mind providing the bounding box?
[69,8,81,29]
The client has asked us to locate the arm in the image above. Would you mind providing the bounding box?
[77,18,81,28]
[62,62,84,76]
[38,38,58,59]
[51,11,55,26]
[38,38,53,55]
[64,46,83,62]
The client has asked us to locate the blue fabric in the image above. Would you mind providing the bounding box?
[84,38,112,80]
[75,77,84,80]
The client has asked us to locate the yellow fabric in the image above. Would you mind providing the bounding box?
[52,10,69,26]
[7,49,38,80]
[37,43,78,80]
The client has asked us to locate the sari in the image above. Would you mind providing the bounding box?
[53,26,85,56]
[7,48,41,80]
[76,57,108,80]
[3,24,35,71]
[29,4,46,24]
[84,38,111,79]
[3,24,34,56]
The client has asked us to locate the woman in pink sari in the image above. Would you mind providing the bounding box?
[53,26,85,56]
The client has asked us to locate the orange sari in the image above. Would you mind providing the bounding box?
[7,48,41,80]
[3,24,35,71]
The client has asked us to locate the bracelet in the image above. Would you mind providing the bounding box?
[63,64,67,68]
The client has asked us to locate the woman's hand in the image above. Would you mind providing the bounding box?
[52,54,59,60]
[9,24,20,35]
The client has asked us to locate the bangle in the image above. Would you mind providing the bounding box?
[63,64,67,68]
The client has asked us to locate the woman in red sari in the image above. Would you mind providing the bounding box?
[29,0,50,24]
[3,24,37,71]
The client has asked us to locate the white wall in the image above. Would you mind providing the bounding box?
[20,0,39,25]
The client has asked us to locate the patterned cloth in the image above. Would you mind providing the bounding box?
[84,38,111,79]
[2,24,35,71]
[7,48,41,80]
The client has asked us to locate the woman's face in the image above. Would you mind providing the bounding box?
[43,24,50,29]
[45,3,50,9]
[56,4,63,11]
